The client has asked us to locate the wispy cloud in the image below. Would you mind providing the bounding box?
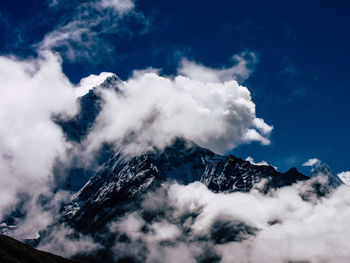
[37,0,148,62]
[303,158,321,167]
[179,52,257,84]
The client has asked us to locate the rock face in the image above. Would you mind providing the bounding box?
[0,235,75,263]
[59,138,308,233]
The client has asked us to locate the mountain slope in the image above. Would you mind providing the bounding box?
[59,138,308,233]
[338,171,350,184]
[0,235,75,263]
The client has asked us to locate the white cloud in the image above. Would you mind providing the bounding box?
[302,158,320,167]
[37,225,101,257]
[75,72,115,96]
[0,51,81,237]
[97,0,135,15]
[39,0,141,61]
[338,171,350,185]
[246,156,269,166]
[110,181,350,263]
[0,50,270,240]
[245,156,277,170]
[178,52,257,83]
[84,60,272,155]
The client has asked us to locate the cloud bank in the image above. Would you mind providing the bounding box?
[103,180,350,263]
[84,60,272,155]
[0,52,79,237]
[0,50,271,240]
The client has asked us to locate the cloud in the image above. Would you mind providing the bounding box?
[1,42,348,263]
[38,0,146,62]
[37,225,101,257]
[97,0,135,15]
[303,158,321,167]
[0,51,104,239]
[107,180,350,263]
[0,52,77,219]
[246,156,277,170]
[246,157,269,166]
[0,49,269,241]
[338,171,350,185]
[75,72,115,96]
[178,52,257,83]
[84,59,272,155]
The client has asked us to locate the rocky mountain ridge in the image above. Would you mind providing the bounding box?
[59,138,308,233]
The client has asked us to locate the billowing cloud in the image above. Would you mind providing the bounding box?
[302,158,320,167]
[0,50,271,241]
[37,225,101,257]
[84,60,272,155]
[1,47,348,263]
[106,180,350,263]
[0,51,82,237]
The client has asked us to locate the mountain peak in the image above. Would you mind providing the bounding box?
[311,163,343,188]
[99,74,123,90]
[57,141,308,233]
[286,167,298,173]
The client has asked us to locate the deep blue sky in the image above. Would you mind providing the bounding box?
[0,0,349,174]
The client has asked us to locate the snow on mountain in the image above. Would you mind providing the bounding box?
[311,163,344,188]
[58,138,308,233]
[338,171,350,185]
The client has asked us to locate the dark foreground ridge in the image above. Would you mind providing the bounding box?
[0,235,75,263]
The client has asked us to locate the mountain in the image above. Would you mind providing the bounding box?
[33,75,311,262]
[311,163,343,188]
[338,172,350,185]
[51,75,121,193]
[0,235,75,263]
[54,74,121,143]
[58,138,308,234]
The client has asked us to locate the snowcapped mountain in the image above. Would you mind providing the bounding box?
[46,75,309,234]
[26,75,332,263]
[58,138,308,233]
[337,171,350,185]
[54,74,121,143]
[311,163,343,188]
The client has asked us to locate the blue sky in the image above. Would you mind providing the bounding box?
[0,0,349,174]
